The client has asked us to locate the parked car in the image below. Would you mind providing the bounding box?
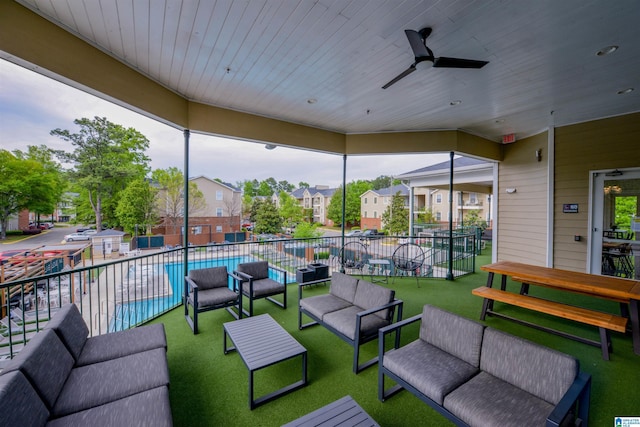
[64,232,92,242]
[360,229,384,240]
[345,230,362,237]
[82,229,98,236]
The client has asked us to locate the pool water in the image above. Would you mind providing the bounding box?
[110,257,285,331]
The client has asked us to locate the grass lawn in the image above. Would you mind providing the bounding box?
[151,251,639,426]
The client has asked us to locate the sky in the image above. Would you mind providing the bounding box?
[0,59,449,189]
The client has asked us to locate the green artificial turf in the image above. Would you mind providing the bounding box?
[151,252,639,426]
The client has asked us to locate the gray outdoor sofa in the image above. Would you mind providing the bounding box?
[298,271,403,373]
[378,304,592,427]
[0,303,172,426]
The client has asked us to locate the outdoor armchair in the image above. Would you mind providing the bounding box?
[184,266,241,334]
[235,261,287,317]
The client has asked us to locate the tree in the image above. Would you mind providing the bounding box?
[0,150,58,239]
[253,199,282,234]
[370,175,400,190]
[51,117,150,231]
[298,182,310,189]
[12,145,65,222]
[327,180,372,226]
[256,180,273,197]
[382,191,409,235]
[292,221,322,239]
[152,167,206,234]
[278,191,303,229]
[464,209,487,230]
[116,178,159,234]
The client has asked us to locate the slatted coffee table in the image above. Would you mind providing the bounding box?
[223,314,308,409]
[282,395,379,427]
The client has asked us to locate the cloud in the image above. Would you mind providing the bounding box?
[1,59,448,189]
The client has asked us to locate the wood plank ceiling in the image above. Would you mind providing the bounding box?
[14,0,640,142]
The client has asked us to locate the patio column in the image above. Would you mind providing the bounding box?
[409,185,415,241]
[447,151,454,281]
[340,154,347,273]
[183,129,190,277]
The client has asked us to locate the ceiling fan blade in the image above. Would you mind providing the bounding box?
[404,29,430,58]
[382,65,417,89]
[433,56,489,69]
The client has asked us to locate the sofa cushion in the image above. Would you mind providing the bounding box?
[329,272,358,304]
[189,266,229,290]
[480,327,578,405]
[2,329,75,410]
[323,306,390,341]
[300,294,353,320]
[419,305,485,367]
[443,371,554,427]
[383,339,479,406]
[353,279,394,319]
[47,386,173,427]
[242,278,283,297]
[0,370,50,427]
[44,303,89,362]
[75,323,167,366]
[52,347,170,417]
[237,261,269,280]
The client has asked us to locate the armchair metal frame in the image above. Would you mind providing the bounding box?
[235,263,288,317]
[184,267,241,334]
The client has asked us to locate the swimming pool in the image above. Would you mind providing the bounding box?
[110,257,285,331]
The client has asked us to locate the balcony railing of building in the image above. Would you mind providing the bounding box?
[0,233,477,363]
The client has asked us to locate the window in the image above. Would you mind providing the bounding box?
[436,194,442,204]
[216,208,223,217]
[374,197,377,204]
[364,197,368,204]
[436,211,442,221]
[469,192,477,204]
[216,190,223,200]
[373,211,377,218]
[364,211,368,218]
[216,225,222,233]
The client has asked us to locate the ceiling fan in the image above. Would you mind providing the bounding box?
[382,27,489,89]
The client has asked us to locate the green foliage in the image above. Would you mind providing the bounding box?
[11,145,65,219]
[0,150,59,239]
[278,191,303,229]
[370,175,401,190]
[51,117,150,231]
[253,199,282,234]
[463,209,487,229]
[116,179,159,234]
[381,191,409,235]
[418,209,437,224]
[292,221,322,239]
[614,196,637,230]
[327,180,372,226]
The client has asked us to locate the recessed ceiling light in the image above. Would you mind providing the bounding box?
[450,100,462,106]
[307,98,317,104]
[596,45,618,56]
[617,87,634,95]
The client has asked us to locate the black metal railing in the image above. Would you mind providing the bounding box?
[1,233,477,363]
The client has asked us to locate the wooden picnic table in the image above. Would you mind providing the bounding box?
[480,261,640,355]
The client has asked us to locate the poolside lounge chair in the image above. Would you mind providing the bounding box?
[184,266,241,334]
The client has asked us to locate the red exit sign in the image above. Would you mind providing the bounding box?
[502,133,516,144]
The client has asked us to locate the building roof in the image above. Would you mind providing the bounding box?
[398,157,491,177]
[368,184,410,197]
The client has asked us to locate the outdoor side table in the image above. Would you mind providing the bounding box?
[282,395,380,427]
[223,314,308,409]
[368,259,391,284]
